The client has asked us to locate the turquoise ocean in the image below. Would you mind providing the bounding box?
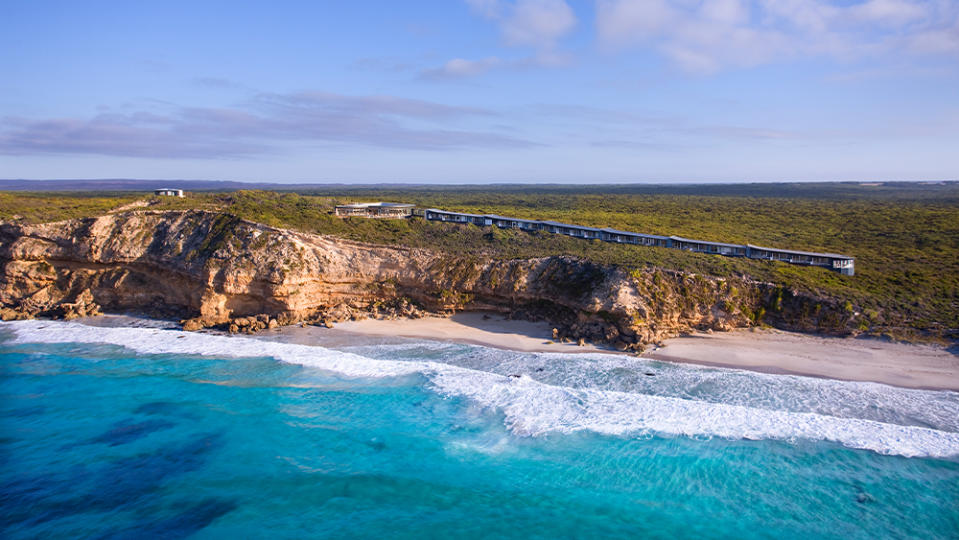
[2,318,958,539]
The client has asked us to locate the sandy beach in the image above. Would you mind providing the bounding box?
[327,313,959,391]
[332,312,610,354]
[644,329,959,391]
[74,313,959,391]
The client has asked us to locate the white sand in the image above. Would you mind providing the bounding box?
[645,329,959,391]
[333,312,610,354]
[331,314,959,391]
[74,313,959,391]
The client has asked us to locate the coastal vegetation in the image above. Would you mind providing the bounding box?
[1,182,957,340]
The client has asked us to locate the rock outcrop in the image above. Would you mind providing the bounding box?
[0,210,860,348]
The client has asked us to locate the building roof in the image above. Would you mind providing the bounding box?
[425,208,486,218]
[424,208,853,261]
[671,236,745,249]
[336,202,414,209]
[602,227,669,240]
[747,244,853,260]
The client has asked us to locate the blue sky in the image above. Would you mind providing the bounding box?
[1,0,958,183]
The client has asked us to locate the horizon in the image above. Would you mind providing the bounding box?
[2,1,958,183]
[2,177,957,192]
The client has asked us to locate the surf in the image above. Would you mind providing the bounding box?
[4,319,958,459]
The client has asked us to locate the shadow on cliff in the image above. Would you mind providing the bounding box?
[446,312,552,339]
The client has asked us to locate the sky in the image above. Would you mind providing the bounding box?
[1,0,958,183]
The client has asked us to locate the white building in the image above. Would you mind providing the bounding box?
[334,202,414,218]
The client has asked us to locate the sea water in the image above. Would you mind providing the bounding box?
[1,319,957,539]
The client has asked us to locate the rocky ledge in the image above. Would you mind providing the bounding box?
[0,210,863,351]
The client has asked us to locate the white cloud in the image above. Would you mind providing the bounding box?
[0,91,533,158]
[421,57,503,79]
[419,53,571,80]
[466,0,577,49]
[595,0,959,73]
[501,0,577,47]
[595,0,675,46]
[907,9,959,53]
[851,0,927,24]
[431,0,577,79]
[701,0,750,25]
[466,0,503,18]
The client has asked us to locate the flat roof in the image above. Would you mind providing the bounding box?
[601,228,670,240]
[537,220,602,232]
[747,244,853,260]
[671,236,746,249]
[424,209,853,261]
[336,202,414,209]
[426,208,486,218]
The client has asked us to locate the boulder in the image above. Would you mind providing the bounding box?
[181,318,205,331]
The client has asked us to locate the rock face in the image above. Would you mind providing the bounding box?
[0,210,859,348]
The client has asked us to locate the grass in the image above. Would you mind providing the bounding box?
[0,191,140,222]
[2,182,957,337]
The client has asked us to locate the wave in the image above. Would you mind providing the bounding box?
[344,340,959,433]
[4,319,959,459]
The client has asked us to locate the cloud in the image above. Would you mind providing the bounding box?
[595,0,959,73]
[527,103,800,149]
[191,77,240,89]
[418,52,573,80]
[595,0,676,46]
[501,0,577,47]
[349,57,416,73]
[466,0,503,18]
[850,0,927,24]
[467,0,576,48]
[429,1,576,80]
[420,57,504,79]
[906,13,959,53]
[0,92,534,159]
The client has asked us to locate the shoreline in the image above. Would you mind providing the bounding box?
[64,312,959,392]
[330,312,613,355]
[323,313,959,391]
[643,331,959,392]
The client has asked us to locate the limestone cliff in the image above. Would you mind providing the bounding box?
[0,210,859,349]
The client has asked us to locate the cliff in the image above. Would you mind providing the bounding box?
[0,210,860,350]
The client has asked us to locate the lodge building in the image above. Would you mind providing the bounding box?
[423,208,855,275]
[334,202,415,218]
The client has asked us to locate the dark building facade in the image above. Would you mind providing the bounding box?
[424,209,854,275]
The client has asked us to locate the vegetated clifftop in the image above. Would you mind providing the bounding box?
[0,210,864,350]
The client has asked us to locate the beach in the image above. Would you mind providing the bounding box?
[327,312,959,391]
[72,312,959,391]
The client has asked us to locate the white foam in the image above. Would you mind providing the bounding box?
[4,319,425,378]
[4,319,959,459]
[429,370,959,458]
[348,339,959,433]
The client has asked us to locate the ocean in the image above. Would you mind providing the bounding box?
[1,318,957,539]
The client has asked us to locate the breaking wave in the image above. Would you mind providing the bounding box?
[4,319,958,459]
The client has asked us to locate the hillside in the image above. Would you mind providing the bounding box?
[1,183,957,342]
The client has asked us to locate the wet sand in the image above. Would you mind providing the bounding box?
[332,314,959,391]
[332,312,609,354]
[78,313,959,391]
[644,329,959,391]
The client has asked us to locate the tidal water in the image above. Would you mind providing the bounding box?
[1,319,957,539]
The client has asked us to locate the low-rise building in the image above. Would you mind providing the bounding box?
[154,188,184,197]
[423,208,855,275]
[334,202,415,218]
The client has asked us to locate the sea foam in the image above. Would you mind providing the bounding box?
[4,319,958,459]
